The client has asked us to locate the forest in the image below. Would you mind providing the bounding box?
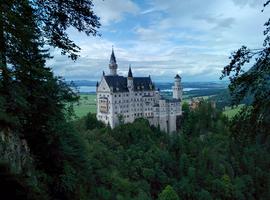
[0,0,269,200]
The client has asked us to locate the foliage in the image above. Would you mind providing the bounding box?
[220,2,270,138]
[70,98,270,199]
[158,185,179,200]
[0,0,100,199]
[219,2,270,199]
[33,0,101,60]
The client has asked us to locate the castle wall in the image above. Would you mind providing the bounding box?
[97,84,182,133]
[169,115,176,133]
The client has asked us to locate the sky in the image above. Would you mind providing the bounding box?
[48,0,269,82]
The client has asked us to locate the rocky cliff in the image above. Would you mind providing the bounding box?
[0,129,33,174]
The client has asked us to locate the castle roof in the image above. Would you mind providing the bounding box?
[104,75,153,92]
[110,48,117,64]
[128,66,133,78]
[175,74,180,79]
[104,75,127,92]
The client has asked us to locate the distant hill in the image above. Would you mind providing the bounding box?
[66,80,97,86]
[67,80,228,90]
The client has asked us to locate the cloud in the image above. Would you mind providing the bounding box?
[232,0,265,8]
[49,0,269,82]
[93,0,139,25]
[193,14,235,29]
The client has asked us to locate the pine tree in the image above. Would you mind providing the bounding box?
[0,1,100,199]
[158,185,180,200]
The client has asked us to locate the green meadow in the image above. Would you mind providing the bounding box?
[73,94,97,118]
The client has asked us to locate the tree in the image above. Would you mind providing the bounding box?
[220,1,270,199]
[0,0,100,127]
[220,1,270,139]
[158,185,180,200]
[0,1,101,199]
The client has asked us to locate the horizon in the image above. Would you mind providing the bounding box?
[67,79,229,84]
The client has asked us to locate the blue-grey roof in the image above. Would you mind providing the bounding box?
[104,75,127,92]
[110,49,116,64]
[128,66,133,77]
[104,75,154,92]
[133,77,153,91]
[175,74,181,79]
[168,99,181,103]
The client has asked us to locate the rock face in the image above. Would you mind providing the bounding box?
[0,129,33,174]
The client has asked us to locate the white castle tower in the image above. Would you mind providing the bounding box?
[109,47,118,76]
[172,74,182,99]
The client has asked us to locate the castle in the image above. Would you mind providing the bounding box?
[96,49,183,133]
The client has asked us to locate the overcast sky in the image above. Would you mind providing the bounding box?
[48,0,269,82]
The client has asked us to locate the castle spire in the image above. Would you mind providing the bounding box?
[128,64,133,78]
[110,46,116,64]
[127,64,134,91]
[109,46,118,76]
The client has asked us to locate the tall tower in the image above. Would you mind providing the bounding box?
[109,47,118,76]
[127,65,133,91]
[172,74,182,99]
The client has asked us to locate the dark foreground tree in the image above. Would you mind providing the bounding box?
[220,1,270,139]
[221,1,270,199]
[0,0,100,199]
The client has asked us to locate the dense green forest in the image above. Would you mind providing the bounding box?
[0,0,269,200]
